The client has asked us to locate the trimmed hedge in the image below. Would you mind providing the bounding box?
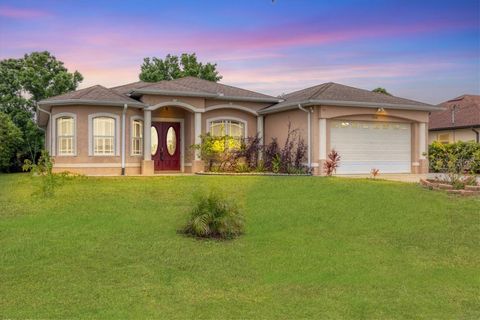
[428,141,480,174]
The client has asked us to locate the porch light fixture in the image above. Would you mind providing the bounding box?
[377,107,385,113]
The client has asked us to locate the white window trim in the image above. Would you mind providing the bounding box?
[88,113,120,156]
[206,116,248,138]
[130,115,144,156]
[52,112,77,157]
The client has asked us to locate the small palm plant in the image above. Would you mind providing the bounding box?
[183,192,245,239]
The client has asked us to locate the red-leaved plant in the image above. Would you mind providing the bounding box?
[323,149,341,176]
[370,168,380,179]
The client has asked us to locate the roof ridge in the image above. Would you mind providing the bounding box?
[110,81,148,90]
[95,84,141,102]
[173,76,278,99]
[308,82,334,100]
[76,85,103,99]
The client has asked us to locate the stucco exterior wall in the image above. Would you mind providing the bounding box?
[428,128,478,143]
[264,108,308,147]
[49,105,143,169]
[318,105,429,174]
[264,105,429,175]
[46,96,267,175]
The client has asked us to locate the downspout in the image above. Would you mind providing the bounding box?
[37,104,52,155]
[298,104,312,168]
[472,128,479,143]
[121,104,128,175]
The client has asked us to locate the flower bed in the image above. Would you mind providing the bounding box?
[420,179,480,196]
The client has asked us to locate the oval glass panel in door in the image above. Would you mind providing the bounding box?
[166,126,176,155]
[151,126,158,155]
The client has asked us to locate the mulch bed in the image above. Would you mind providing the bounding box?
[196,172,311,176]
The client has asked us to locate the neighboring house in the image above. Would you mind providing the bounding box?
[428,95,480,144]
[37,77,439,175]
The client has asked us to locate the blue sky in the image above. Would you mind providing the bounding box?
[0,0,479,103]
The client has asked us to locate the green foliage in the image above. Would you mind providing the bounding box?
[183,192,245,239]
[0,112,23,171]
[193,133,241,171]
[372,87,391,95]
[139,53,222,82]
[0,51,83,171]
[264,123,310,174]
[428,141,480,174]
[22,150,57,197]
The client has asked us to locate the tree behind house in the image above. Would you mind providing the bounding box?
[0,51,83,171]
[139,53,222,82]
[372,87,392,96]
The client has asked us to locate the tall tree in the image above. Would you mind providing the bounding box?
[372,87,392,96]
[0,112,23,172]
[139,53,222,82]
[0,51,83,171]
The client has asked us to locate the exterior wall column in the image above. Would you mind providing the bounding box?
[257,115,264,160]
[192,112,204,172]
[418,122,428,174]
[318,118,327,175]
[141,109,154,175]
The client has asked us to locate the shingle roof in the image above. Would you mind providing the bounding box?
[38,85,144,106]
[110,81,151,94]
[127,76,280,102]
[260,82,435,114]
[429,95,480,130]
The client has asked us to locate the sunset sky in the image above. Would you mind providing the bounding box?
[0,0,479,104]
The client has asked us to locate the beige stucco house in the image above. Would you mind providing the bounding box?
[428,95,480,144]
[37,77,439,176]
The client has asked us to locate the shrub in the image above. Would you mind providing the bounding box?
[193,133,240,171]
[22,150,57,197]
[429,141,480,174]
[183,192,245,239]
[263,122,309,174]
[238,135,262,170]
[324,149,341,176]
[370,168,380,179]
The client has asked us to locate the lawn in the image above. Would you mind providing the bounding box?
[0,174,479,319]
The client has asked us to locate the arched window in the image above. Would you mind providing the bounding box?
[56,116,75,155]
[131,119,143,155]
[208,119,246,139]
[93,117,115,155]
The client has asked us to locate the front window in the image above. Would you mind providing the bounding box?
[93,117,115,155]
[57,117,75,155]
[438,133,450,144]
[209,120,245,139]
[131,119,143,155]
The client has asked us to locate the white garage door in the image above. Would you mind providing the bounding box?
[330,120,411,174]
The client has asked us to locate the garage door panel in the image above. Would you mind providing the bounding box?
[330,121,411,174]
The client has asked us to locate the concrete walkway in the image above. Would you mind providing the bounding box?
[336,173,426,183]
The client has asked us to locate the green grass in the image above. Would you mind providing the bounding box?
[0,174,479,319]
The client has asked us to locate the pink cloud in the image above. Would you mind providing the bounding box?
[0,6,50,19]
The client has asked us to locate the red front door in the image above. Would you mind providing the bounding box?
[151,122,181,171]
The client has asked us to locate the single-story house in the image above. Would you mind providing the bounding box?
[37,76,439,175]
[428,95,480,144]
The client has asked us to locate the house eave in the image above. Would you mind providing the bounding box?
[37,99,146,108]
[130,88,282,103]
[429,124,480,131]
[258,99,441,115]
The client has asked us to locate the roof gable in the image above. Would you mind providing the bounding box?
[38,85,143,106]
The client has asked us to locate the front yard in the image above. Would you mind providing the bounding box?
[0,174,478,319]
